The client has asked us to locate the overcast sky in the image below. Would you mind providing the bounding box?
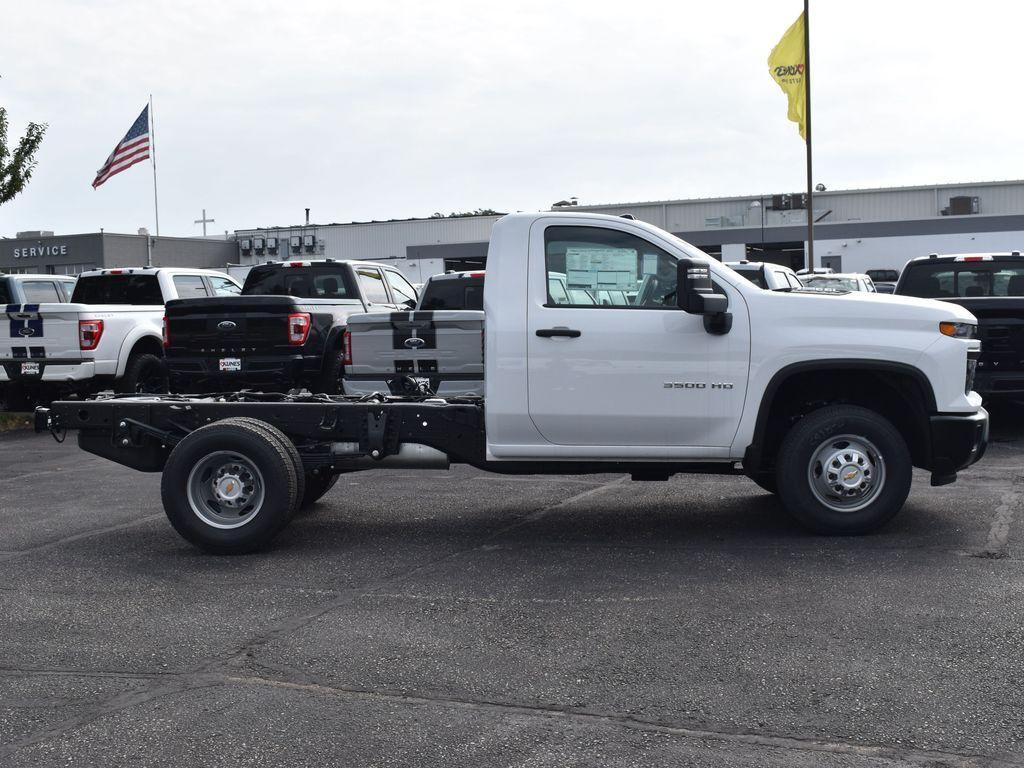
[1,0,1022,238]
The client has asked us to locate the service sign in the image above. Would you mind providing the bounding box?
[12,244,69,259]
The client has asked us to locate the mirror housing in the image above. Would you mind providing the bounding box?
[676,258,732,335]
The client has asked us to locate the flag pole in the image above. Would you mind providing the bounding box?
[803,0,814,271]
[149,94,160,239]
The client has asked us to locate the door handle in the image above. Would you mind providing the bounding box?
[536,328,581,338]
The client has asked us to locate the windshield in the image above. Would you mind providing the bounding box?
[867,269,899,283]
[803,276,861,291]
[898,262,1024,298]
[732,268,767,289]
[243,267,359,299]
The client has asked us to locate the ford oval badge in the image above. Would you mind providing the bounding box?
[18,327,35,337]
[217,321,237,331]
[404,337,426,349]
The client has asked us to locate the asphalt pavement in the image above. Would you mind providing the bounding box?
[1,405,1023,767]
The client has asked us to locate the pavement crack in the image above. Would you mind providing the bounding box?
[0,514,164,563]
[0,672,224,760]
[223,673,1021,768]
[215,475,630,667]
[973,481,1024,559]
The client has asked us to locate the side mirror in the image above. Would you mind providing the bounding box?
[676,258,732,335]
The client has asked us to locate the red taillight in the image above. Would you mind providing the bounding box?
[162,316,170,348]
[79,319,104,351]
[342,329,352,365]
[467,271,486,278]
[287,312,311,345]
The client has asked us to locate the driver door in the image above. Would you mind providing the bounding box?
[526,222,748,449]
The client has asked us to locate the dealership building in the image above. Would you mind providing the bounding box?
[0,231,236,276]
[235,179,1024,280]
[7,179,1020,281]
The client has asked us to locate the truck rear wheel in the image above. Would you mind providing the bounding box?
[775,405,912,535]
[117,353,168,394]
[213,417,306,518]
[161,421,298,553]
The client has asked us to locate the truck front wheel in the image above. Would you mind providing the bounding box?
[161,421,299,553]
[775,405,912,535]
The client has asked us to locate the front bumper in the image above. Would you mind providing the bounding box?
[927,407,989,485]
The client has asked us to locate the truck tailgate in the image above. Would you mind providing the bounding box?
[165,296,296,354]
[346,310,484,379]
[1,303,86,379]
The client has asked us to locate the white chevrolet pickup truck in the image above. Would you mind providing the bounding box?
[36,212,988,553]
[1,267,240,409]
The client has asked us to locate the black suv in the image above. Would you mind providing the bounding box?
[895,252,1024,398]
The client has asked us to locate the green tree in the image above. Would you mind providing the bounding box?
[0,88,47,205]
[430,208,503,218]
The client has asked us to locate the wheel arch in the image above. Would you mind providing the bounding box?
[116,331,164,378]
[743,360,937,476]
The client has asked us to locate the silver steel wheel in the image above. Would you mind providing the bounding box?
[807,434,886,513]
[186,451,265,529]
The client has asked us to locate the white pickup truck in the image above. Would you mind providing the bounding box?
[1,267,240,408]
[37,212,988,553]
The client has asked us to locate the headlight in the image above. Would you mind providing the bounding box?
[939,321,977,339]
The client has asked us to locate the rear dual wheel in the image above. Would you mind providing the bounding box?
[162,418,342,553]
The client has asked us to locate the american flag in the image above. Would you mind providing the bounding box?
[92,105,150,189]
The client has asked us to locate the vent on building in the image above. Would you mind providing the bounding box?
[941,196,980,216]
[303,234,316,252]
[266,237,279,254]
[253,237,265,253]
[240,239,252,253]
[289,235,301,253]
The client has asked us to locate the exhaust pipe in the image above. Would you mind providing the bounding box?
[332,442,449,471]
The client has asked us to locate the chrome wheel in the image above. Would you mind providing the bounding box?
[807,434,886,513]
[186,451,265,529]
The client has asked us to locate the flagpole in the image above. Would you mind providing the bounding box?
[803,0,814,272]
[149,93,160,239]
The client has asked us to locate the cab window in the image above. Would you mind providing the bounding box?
[21,281,63,303]
[172,275,210,298]
[385,269,418,307]
[356,268,391,304]
[544,226,677,308]
[208,276,241,296]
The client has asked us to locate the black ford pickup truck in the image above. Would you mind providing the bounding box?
[164,260,418,394]
[895,252,1024,398]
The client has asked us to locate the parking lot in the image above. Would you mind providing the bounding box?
[0,406,1020,767]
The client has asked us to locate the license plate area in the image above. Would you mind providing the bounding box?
[219,357,242,372]
[20,362,40,376]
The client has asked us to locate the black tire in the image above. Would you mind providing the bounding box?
[314,349,344,395]
[775,405,912,535]
[300,471,339,508]
[161,420,298,554]
[748,473,777,494]
[214,417,306,518]
[117,353,168,394]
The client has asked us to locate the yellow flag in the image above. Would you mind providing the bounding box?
[768,12,807,140]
